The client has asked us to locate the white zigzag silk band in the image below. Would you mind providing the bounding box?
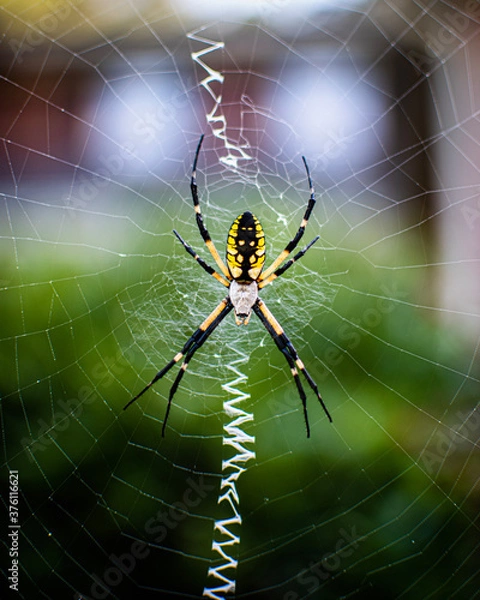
[187,29,256,597]
[203,347,256,599]
[188,28,252,168]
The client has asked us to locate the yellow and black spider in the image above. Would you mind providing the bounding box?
[124,135,332,437]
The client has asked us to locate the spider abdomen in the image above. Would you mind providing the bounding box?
[226,211,266,281]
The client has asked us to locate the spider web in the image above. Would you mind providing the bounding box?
[1,1,480,599]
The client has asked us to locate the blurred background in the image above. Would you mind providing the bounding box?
[1,1,479,598]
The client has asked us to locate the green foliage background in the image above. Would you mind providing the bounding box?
[1,181,478,599]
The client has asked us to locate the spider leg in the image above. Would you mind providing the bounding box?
[259,156,316,282]
[191,135,230,279]
[258,235,319,290]
[173,229,230,287]
[124,297,233,436]
[253,299,332,437]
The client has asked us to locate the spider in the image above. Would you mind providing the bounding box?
[124,135,332,437]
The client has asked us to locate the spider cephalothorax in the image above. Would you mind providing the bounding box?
[124,135,332,437]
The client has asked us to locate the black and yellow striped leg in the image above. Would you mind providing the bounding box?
[253,299,332,437]
[190,135,230,279]
[259,155,316,282]
[124,297,233,436]
[258,235,319,289]
[173,230,230,287]
[160,298,232,436]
